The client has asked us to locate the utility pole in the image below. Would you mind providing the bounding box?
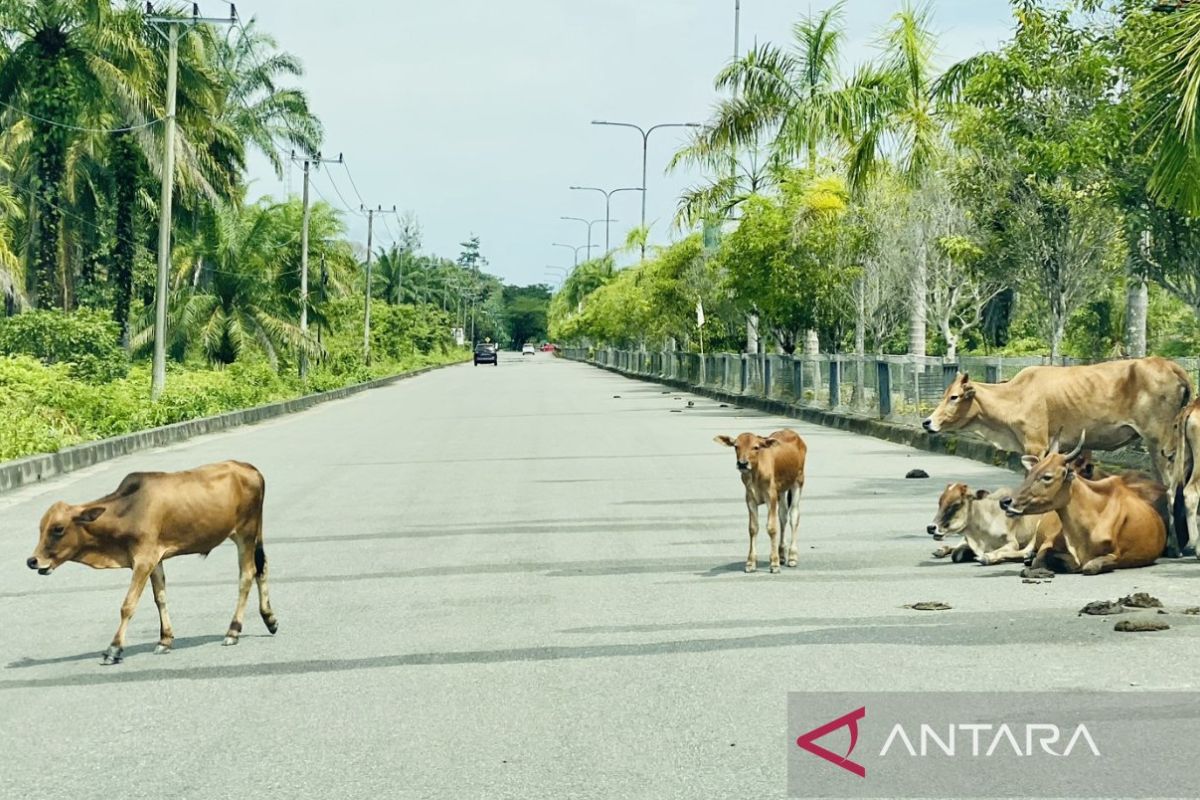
[145,2,235,400]
[361,204,397,364]
[290,151,342,379]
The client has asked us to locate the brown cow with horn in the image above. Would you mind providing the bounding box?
[26,461,278,665]
[922,357,1191,555]
[999,433,1166,574]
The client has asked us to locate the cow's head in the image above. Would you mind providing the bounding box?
[714,432,783,473]
[1000,433,1086,517]
[927,483,989,540]
[922,373,977,434]
[26,501,106,576]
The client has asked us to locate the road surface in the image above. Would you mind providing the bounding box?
[2,352,1199,799]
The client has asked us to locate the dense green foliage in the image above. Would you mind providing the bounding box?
[554,0,1200,363]
[0,309,128,382]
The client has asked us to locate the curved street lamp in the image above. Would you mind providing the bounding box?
[552,241,597,267]
[569,186,641,252]
[591,120,701,256]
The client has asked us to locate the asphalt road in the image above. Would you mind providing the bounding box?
[2,352,1200,799]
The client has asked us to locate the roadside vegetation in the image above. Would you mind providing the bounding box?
[0,2,550,462]
[550,1,1200,363]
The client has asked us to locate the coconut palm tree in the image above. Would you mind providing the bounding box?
[685,2,849,169]
[841,1,943,357]
[1140,2,1200,214]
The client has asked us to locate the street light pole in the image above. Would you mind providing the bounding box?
[559,217,612,256]
[591,120,700,258]
[569,186,641,252]
[552,242,597,267]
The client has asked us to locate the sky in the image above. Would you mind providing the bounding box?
[241,0,1017,287]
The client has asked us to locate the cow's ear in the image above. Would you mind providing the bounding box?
[974,489,989,500]
[714,435,735,447]
[960,372,970,385]
[1021,455,1039,473]
[761,437,780,448]
[73,506,105,525]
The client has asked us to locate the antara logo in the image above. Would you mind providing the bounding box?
[795,706,867,778]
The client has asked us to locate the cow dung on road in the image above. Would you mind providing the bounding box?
[1079,600,1125,616]
[1120,592,1162,609]
[1114,619,1170,632]
[905,469,930,479]
[904,601,951,611]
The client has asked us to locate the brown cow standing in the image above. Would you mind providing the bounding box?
[26,461,277,665]
[714,429,807,573]
[922,358,1191,555]
[999,435,1165,574]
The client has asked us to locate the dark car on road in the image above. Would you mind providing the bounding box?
[473,343,498,366]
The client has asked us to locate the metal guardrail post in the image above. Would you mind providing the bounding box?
[764,356,773,397]
[740,355,748,393]
[942,363,958,389]
[829,359,840,408]
[984,364,1000,383]
[877,361,892,418]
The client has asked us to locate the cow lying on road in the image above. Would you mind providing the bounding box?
[26,461,277,664]
[922,358,1190,554]
[928,484,1051,564]
[714,429,807,573]
[928,455,1099,563]
[1000,435,1165,574]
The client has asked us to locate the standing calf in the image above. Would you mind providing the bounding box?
[26,461,278,664]
[1162,399,1200,558]
[714,429,807,573]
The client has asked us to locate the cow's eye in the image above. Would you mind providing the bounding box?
[49,525,65,539]
[949,394,959,402]
[1041,474,1054,483]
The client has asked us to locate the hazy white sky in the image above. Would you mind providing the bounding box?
[242,1,1016,286]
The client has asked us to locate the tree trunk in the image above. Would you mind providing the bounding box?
[908,246,927,357]
[746,312,759,355]
[1050,315,1065,364]
[112,132,139,348]
[1125,276,1148,358]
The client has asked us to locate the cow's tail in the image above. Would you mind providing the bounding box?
[1169,360,1193,410]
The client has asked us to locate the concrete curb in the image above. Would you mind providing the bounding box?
[573,358,1154,477]
[0,360,464,495]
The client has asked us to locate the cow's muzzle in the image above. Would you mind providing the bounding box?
[999,496,1021,518]
[27,557,53,575]
[927,524,945,541]
[736,461,750,471]
[922,418,936,432]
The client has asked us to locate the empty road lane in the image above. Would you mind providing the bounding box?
[3,352,1200,799]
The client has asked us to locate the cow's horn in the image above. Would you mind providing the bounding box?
[1064,431,1086,462]
[1048,428,1064,455]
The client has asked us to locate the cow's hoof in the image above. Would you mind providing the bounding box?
[101,646,123,666]
[265,619,279,635]
[770,565,781,574]
[222,636,239,647]
[1184,545,1197,558]
[744,563,756,573]
[787,559,798,568]
[978,555,992,566]
[153,644,172,655]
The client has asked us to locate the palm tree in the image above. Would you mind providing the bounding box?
[214,16,322,177]
[685,2,849,170]
[373,244,413,305]
[0,0,159,308]
[135,200,314,367]
[842,1,943,357]
[1140,2,1200,214]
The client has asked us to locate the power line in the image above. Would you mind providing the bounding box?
[318,168,365,218]
[0,100,167,134]
[340,159,368,207]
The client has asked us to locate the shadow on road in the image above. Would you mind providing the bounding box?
[6,634,226,669]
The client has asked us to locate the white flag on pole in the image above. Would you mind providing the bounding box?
[696,298,705,328]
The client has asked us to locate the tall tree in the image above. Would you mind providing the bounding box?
[843,1,943,357]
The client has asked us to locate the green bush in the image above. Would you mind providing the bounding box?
[0,309,129,382]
